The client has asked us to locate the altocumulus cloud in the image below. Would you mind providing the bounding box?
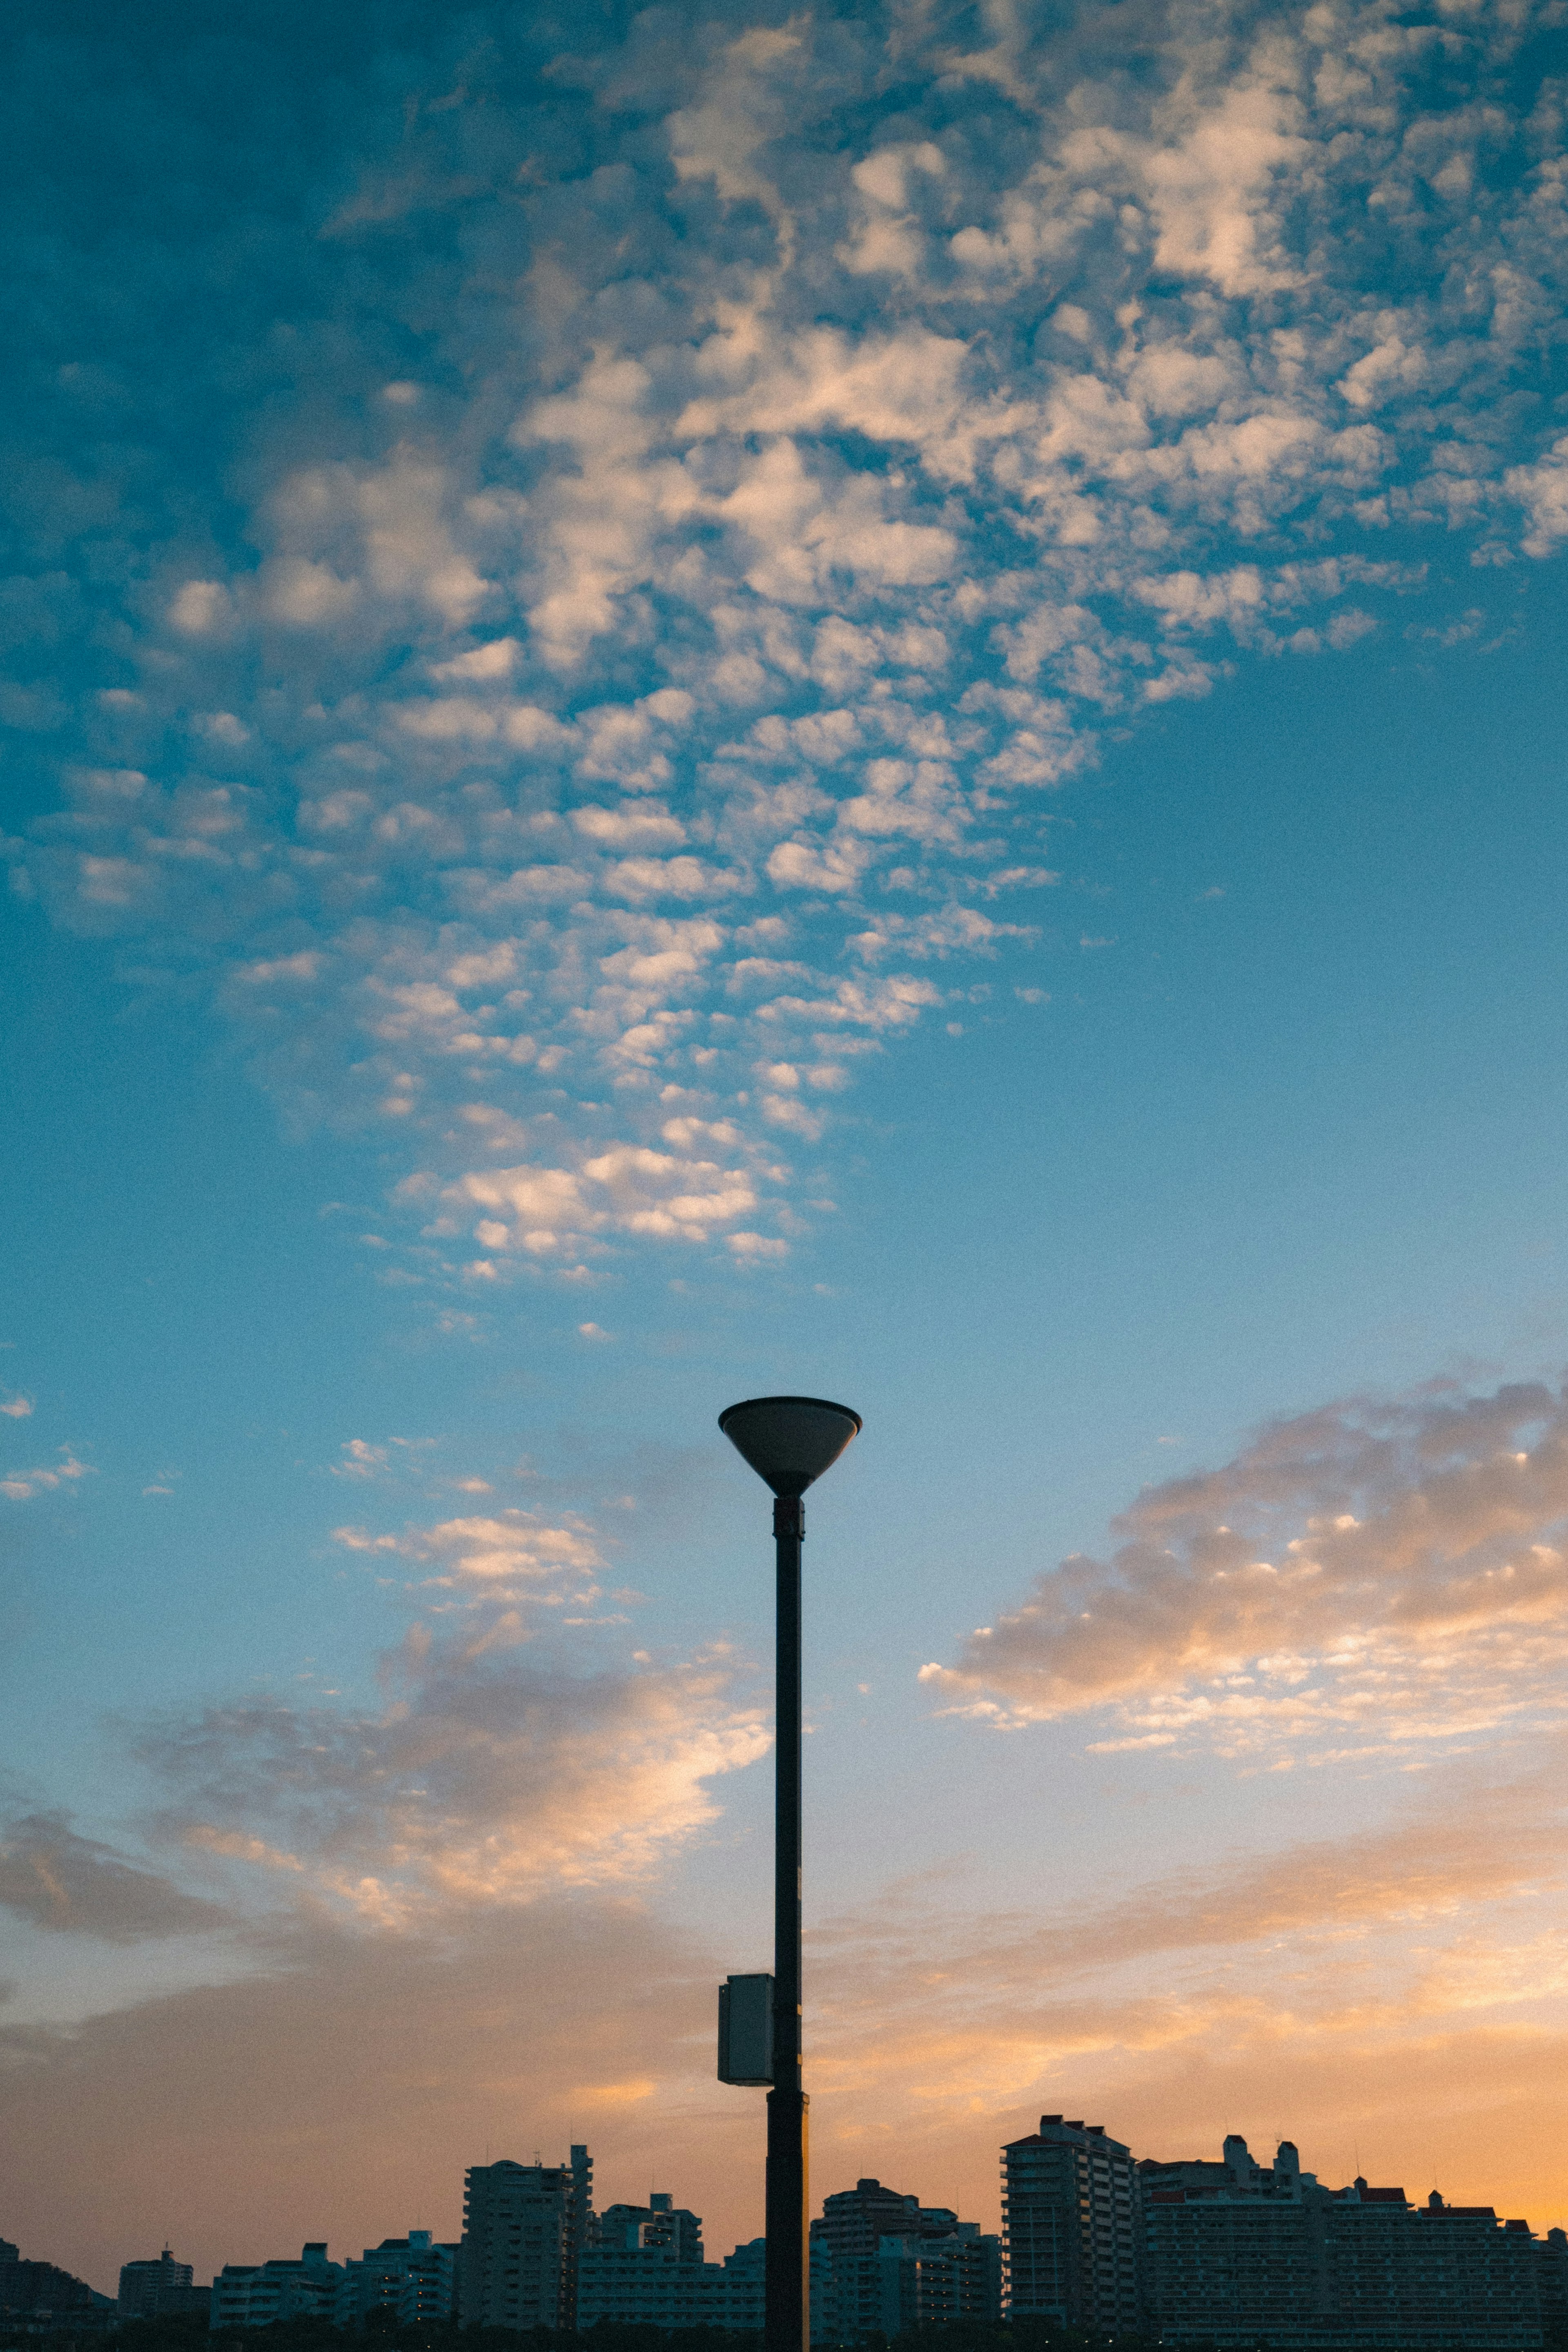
[8,0,1568,1272]
[924,1378,1568,1758]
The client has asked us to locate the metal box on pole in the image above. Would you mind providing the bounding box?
[718,1972,775,2085]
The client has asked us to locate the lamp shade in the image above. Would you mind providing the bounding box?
[718,1394,862,1497]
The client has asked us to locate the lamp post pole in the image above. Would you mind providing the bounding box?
[767,1488,807,2352]
[717,1396,862,2352]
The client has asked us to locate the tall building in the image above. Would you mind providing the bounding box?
[1142,2136,1340,2343]
[1002,2114,1143,2333]
[1141,2136,1545,2352]
[811,2179,1001,2344]
[209,2243,343,2328]
[335,2232,458,2326]
[459,2149,591,2330]
[118,2250,208,2321]
[578,2194,707,2330]
[573,2188,839,2339]
[1538,2226,1568,2338]
[1407,2193,1542,2350]
[820,2228,1002,2341]
[813,2181,932,2266]
[562,2143,592,2330]
[904,2229,1003,2330]
[717,2240,766,2335]
[595,2194,704,2266]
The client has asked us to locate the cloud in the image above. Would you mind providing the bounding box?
[450,1137,766,1258]
[0,1813,229,1943]
[11,0,1568,1278]
[136,1509,768,1922]
[0,1898,739,2296]
[8,1420,1568,2283]
[811,1759,1568,2000]
[785,1751,1568,2229]
[923,1379,1568,1757]
[334,1506,604,1599]
[152,1664,765,1922]
[332,1439,389,1480]
[1,1450,94,1501]
[0,1394,33,1419]
[13,1760,1568,2298]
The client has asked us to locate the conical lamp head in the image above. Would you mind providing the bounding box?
[718,1394,862,1498]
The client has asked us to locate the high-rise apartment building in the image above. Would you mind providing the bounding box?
[904,2229,1004,2329]
[336,2231,458,2325]
[210,2243,343,2328]
[595,2194,704,2266]
[813,2181,932,2266]
[118,2251,207,2320]
[458,2148,591,2330]
[1141,2136,1545,2351]
[821,2227,1002,2341]
[811,2178,1001,2344]
[1002,2114,1143,2332]
[562,2142,592,2328]
[1538,2226,1568,2335]
[578,2194,706,2330]
[576,2200,829,2336]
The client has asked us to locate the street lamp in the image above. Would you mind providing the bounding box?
[717,1395,862,2352]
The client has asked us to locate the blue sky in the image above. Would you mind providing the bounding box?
[6,0,1568,2293]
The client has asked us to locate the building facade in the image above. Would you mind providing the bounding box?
[458,2149,591,2330]
[335,2232,458,2326]
[904,2228,1004,2329]
[1538,2226,1568,2338]
[817,2229,1002,2342]
[576,2197,836,2336]
[595,2195,704,2267]
[813,2182,932,2269]
[578,2195,708,2330]
[118,2252,204,2321]
[809,2182,1001,2345]
[209,2244,343,2329]
[1142,2136,1545,2352]
[1002,2114,1143,2333]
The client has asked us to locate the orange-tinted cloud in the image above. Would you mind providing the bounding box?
[10,1778,1568,2298]
[10,1384,1568,2295]
[134,1656,766,1923]
[924,1380,1568,1757]
[0,1899,744,2296]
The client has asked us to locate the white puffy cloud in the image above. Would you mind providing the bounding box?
[334,1507,603,1599]
[13,0,1568,1274]
[454,1139,762,1255]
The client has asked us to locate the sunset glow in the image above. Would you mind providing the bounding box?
[5,0,1568,2304]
